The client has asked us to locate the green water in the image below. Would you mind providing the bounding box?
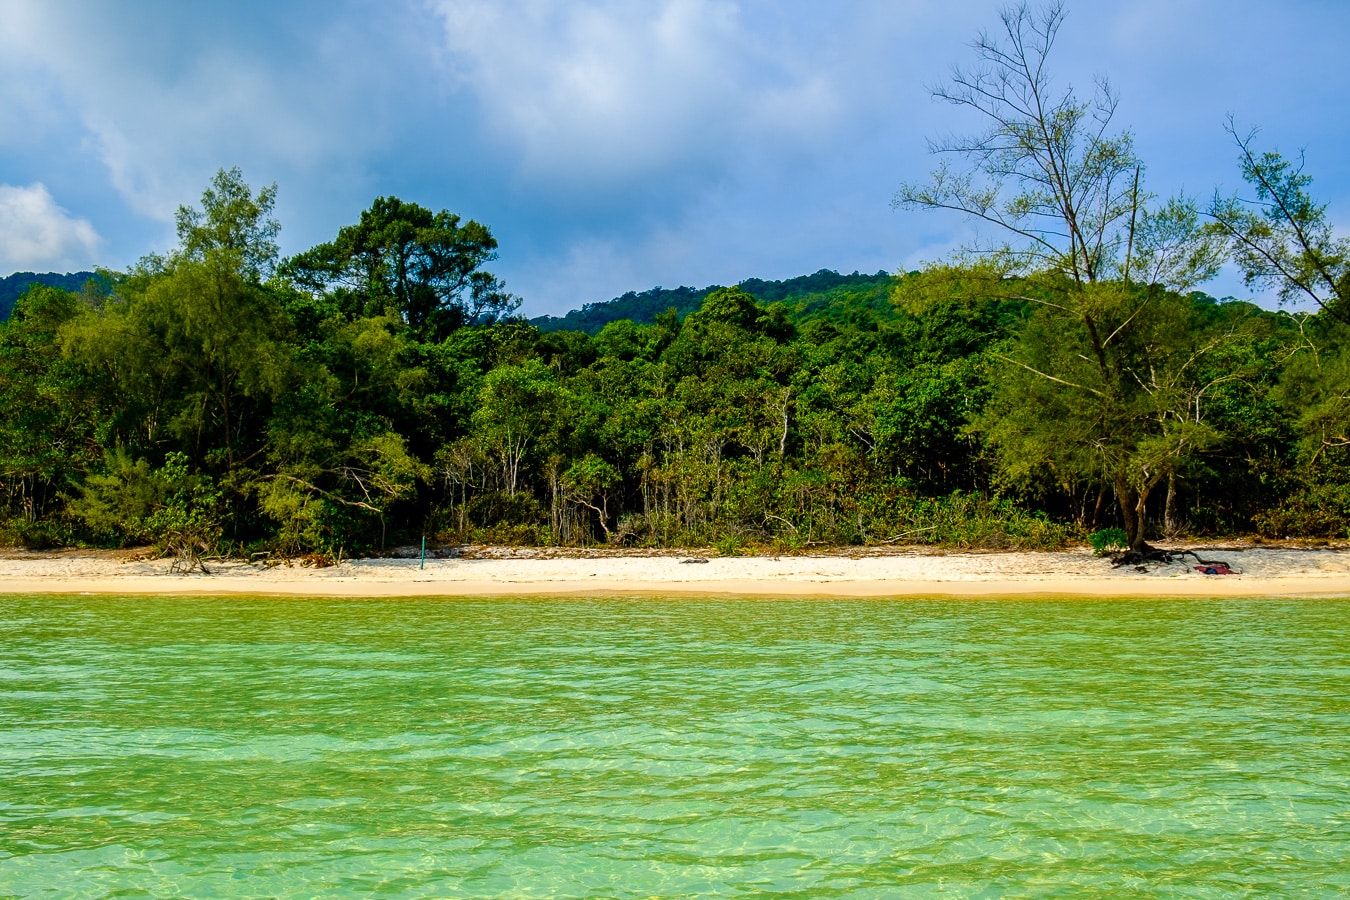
[2,595,1349,897]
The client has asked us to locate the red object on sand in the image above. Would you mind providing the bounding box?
[1194,565,1235,575]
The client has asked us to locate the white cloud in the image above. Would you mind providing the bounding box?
[427,0,842,188]
[0,1,426,224]
[0,183,102,272]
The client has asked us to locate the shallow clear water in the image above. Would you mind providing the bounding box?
[2,594,1349,897]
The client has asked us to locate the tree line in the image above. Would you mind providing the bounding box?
[1,2,1346,561]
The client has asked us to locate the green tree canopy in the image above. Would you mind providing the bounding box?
[63,170,293,475]
[281,196,518,341]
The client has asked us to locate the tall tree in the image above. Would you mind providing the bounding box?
[282,197,518,341]
[471,359,569,496]
[174,166,280,280]
[62,169,293,476]
[1211,126,1350,522]
[894,2,1224,550]
[893,1,1140,285]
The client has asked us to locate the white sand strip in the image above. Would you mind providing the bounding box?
[0,548,1348,597]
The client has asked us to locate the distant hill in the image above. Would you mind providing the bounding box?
[531,269,898,335]
[0,271,100,320]
[1,268,903,332]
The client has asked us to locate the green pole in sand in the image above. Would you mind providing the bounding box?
[420,535,426,570]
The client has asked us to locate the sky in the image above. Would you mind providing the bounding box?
[1,0,1347,317]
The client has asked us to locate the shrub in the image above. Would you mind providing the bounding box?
[467,491,544,529]
[1089,527,1129,555]
[68,451,222,568]
[889,492,1075,551]
[1253,481,1350,539]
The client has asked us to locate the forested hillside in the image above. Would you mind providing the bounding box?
[0,272,100,321]
[530,270,896,334]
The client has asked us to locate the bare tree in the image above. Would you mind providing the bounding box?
[894,2,1229,554]
[894,1,1140,284]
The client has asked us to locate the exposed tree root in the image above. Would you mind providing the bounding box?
[1109,546,1240,573]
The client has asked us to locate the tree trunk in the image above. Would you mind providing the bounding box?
[778,388,790,459]
[220,375,235,473]
[548,458,562,539]
[1115,479,1149,552]
[1116,469,1170,553]
[1164,473,1179,538]
[1134,489,1151,550]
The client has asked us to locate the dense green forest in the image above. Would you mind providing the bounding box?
[2,3,1347,563]
[0,165,1344,562]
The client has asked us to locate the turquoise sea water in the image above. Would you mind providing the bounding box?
[2,594,1349,897]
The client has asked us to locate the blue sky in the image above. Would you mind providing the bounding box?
[1,0,1347,317]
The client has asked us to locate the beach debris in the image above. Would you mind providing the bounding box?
[679,557,710,564]
[167,543,212,575]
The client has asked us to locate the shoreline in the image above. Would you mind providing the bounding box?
[1,546,1348,598]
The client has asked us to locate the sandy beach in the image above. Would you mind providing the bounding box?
[0,544,1347,598]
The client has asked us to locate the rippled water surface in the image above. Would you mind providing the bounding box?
[3,594,1349,897]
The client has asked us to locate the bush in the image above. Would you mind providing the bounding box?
[67,451,222,568]
[888,492,1075,551]
[144,454,223,572]
[1088,527,1129,555]
[0,517,76,550]
[1253,481,1350,539]
[467,491,544,529]
[65,451,161,546]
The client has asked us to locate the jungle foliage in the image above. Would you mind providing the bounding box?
[0,163,1342,559]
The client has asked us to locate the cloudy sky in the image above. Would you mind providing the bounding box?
[1,0,1346,316]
